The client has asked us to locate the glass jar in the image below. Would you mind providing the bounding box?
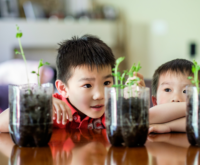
[105,86,149,147]
[9,83,53,147]
[186,85,200,146]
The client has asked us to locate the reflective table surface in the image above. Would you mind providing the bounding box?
[0,128,199,165]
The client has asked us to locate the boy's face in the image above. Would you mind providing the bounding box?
[65,65,113,118]
[152,71,192,105]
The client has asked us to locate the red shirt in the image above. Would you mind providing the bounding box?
[53,93,106,129]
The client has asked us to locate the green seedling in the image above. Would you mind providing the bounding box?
[15,25,50,87]
[112,57,125,88]
[188,59,200,93]
[31,60,50,86]
[15,25,29,84]
[126,62,141,86]
[112,57,142,97]
[126,62,141,97]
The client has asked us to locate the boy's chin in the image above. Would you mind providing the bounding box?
[88,112,104,119]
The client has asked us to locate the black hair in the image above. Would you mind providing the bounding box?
[152,59,194,96]
[56,35,115,84]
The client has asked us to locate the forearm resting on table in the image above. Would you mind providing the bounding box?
[149,117,186,133]
[149,102,186,124]
[0,109,9,132]
[167,117,186,132]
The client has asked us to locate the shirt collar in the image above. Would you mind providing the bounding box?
[61,97,77,116]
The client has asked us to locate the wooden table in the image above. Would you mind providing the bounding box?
[0,128,198,165]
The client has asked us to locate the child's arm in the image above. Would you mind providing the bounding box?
[53,97,73,125]
[0,109,9,132]
[149,102,186,124]
[149,117,186,133]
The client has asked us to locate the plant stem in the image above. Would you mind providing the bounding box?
[38,67,40,86]
[18,38,29,84]
[194,67,199,93]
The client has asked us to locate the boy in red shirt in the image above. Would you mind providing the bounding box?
[0,35,145,132]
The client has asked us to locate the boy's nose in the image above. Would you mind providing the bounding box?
[93,88,104,100]
[171,94,182,102]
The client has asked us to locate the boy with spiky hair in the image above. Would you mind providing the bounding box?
[52,35,116,129]
[149,59,195,133]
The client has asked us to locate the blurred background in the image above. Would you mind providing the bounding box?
[0,0,200,110]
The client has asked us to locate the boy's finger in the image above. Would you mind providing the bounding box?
[133,72,143,79]
[55,106,62,124]
[62,110,67,125]
[64,104,73,121]
[138,80,146,87]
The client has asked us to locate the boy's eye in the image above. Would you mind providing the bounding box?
[164,88,171,92]
[104,81,111,86]
[83,84,92,88]
[183,90,186,94]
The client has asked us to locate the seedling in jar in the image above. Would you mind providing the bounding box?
[14,25,50,87]
[188,60,200,93]
[15,25,29,84]
[31,60,50,86]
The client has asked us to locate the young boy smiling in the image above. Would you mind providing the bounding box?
[44,35,116,129]
[149,59,195,133]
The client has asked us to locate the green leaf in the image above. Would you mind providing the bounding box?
[116,57,125,65]
[112,73,116,76]
[37,74,40,76]
[117,72,121,77]
[188,76,193,80]
[192,65,195,73]
[135,62,142,72]
[44,62,50,65]
[31,71,36,73]
[16,33,22,38]
[14,49,21,55]
[38,59,43,68]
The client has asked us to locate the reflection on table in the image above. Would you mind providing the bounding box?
[1,129,200,165]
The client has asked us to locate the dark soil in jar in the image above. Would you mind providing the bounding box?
[106,125,124,146]
[121,97,148,147]
[186,94,200,146]
[10,124,52,147]
[9,90,53,147]
[106,97,148,147]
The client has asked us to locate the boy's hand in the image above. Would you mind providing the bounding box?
[148,124,171,134]
[126,72,145,87]
[53,97,73,125]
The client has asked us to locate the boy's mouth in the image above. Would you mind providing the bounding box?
[90,105,104,111]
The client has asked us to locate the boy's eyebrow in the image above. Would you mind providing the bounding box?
[104,74,113,79]
[161,82,171,85]
[78,74,113,82]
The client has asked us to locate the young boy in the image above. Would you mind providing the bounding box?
[0,34,145,132]
[148,59,195,133]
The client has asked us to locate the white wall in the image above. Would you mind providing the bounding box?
[96,0,200,79]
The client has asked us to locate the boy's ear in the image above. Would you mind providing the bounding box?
[55,80,69,98]
[152,96,157,106]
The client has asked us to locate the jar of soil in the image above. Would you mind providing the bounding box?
[9,83,53,147]
[105,86,149,147]
[186,85,200,146]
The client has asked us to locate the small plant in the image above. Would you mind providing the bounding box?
[112,57,142,97]
[31,60,50,86]
[15,25,29,84]
[188,60,200,93]
[15,25,50,86]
